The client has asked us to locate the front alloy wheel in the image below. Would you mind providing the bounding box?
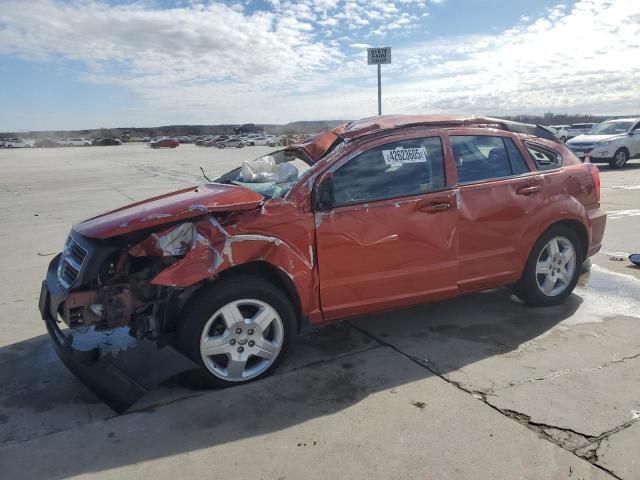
[200,299,284,382]
[177,276,296,388]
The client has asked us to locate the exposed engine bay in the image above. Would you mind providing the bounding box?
[56,235,196,340]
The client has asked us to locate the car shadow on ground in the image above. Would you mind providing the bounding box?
[0,287,581,478]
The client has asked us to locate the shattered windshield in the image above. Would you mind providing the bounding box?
[586,121,633,135]
[215,149,313,199]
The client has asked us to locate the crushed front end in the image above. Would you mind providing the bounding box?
[39,230,198,413]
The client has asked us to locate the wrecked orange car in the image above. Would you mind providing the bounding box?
[39,115,606,411]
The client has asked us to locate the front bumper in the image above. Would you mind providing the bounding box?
[40,255,197,413]
[570,146,614,163]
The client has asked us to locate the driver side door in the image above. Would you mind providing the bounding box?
[314,133,460,320]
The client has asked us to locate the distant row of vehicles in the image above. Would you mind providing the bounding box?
[0,137,122,148]
[142,133,281,149]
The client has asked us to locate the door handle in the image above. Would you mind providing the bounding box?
[419,202,451,213]
[516,185,541,195]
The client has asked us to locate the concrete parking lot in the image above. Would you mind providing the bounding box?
[0,143,639,479]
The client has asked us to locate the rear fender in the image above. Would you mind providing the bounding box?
[515,196,589,269]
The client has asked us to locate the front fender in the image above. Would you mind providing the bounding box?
[131,217,317,318]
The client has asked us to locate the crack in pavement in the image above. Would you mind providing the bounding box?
[495,352,640,392]
[346,321,627,479]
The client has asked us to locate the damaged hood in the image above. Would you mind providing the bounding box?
[74,183,264,240]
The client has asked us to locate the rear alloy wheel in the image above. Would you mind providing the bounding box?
[513,226,582,306]
[609,148,628,169]
[535,237,576,297]
[238,143,245,148]
[560,136,567,143]
[218,143,226,149]
[177,276,296,388]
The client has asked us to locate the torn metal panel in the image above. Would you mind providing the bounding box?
[127,198,320,321]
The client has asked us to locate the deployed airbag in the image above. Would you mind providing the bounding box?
[240,155,299,183]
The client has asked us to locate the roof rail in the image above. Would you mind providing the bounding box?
[337,115,560,143]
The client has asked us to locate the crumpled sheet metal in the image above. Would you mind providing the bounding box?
[128,202,320,321]
[129,222,207,257]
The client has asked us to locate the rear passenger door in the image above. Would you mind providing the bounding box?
[450,134,542,292]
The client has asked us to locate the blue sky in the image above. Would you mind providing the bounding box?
[0,0,638,131]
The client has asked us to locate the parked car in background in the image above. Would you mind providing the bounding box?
[65,138,92,147]
[567,118,640,168]
[548,125,569,143]
[216,137,248,148]
[195,135,215,146]
[92,138,122,146]
[566,123,596,140]
[39,115,605,411]
[4,138,30,148]
[34,139,65,148]
[248,136,273,146]
[149,138,179,149]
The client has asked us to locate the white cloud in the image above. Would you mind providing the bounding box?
[0,0,638,130]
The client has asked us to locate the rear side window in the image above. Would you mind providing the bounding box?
[332,137,446,206]
[450,136,528,183]
[526,143,561,170]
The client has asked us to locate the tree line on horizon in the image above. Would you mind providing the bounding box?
[2,113,636,139]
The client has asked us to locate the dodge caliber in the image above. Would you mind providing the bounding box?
[39,115,606,411]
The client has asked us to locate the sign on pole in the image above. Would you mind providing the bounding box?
[367,47,391,115]
[367,47,391,65]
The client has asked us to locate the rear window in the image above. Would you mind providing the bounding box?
[526,143,561,170]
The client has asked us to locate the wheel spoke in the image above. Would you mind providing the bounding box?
[561,247,574,265]
[252,306,276,333]
[557,268,570,285]
[253,338,278,361]
[548,239,560,256]
[201,335,230,356]
[226,354,247,378]
[541,275,556,294]
[536,260,551,275]
[219,303,244,330]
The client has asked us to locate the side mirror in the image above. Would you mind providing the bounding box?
[314,176,335,212]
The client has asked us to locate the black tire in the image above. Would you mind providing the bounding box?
[238,143,245,148]
[176,275,297,389]
[218,143,226,149]
[609,148,628,169]
[513,226,583,307]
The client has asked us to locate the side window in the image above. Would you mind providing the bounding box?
[332,137,446,206]
[450,136,513,183]
[526,143,561,170]
[504,138,530,175]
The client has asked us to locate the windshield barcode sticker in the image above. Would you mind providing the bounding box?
[382,147,428,166]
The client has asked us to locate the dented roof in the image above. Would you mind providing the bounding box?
[290,114,558,162]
